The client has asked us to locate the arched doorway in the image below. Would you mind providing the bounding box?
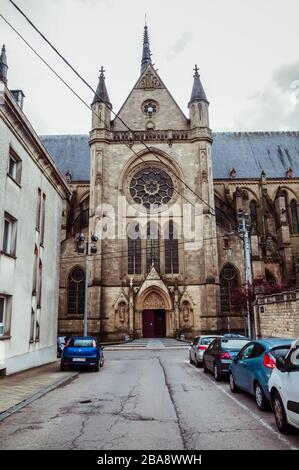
[140,290,170,338]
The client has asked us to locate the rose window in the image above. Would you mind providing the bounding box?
[129,168,174,209]
[143,101,157,116]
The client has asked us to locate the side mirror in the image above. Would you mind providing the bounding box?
[276,355,288,372]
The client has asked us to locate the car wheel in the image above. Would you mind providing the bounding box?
[229,372,240,393]
[273,392,293,434]
[203,359,208,373]
[214,363,221,382]
[94,363,99,372]
[100,357,104,368]
[189,353,193,364]
[254,382,269,411]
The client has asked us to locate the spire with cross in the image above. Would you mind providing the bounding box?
[141,18,152,74]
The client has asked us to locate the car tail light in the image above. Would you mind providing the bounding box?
[198,345,207,351]
[220,351,231,359]
[92,340,96,347]
[263,352,276,369]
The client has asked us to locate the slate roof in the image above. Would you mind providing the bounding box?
[40,131,299,182]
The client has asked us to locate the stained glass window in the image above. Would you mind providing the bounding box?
[68,267,85,315]
[129,167,174,209]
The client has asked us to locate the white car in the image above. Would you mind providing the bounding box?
[189,335,222,367]
[269,338,299,433]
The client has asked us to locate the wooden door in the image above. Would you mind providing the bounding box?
[155,310,166,337]
[142,310,155,338]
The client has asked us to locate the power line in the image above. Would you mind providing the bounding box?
[8,0,223,217]
[0,13,198,211]
[60,232,238,262]
[1,6,241,233]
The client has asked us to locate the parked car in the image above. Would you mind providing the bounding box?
[61,336,104,372]
[57,336,67,358]
[223,333,246,339]
[203,337,250,381]
[189,335,222,367]
[229,338,292,411]
[269,337,299,433]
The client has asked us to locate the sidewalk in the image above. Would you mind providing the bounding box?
[0,361,78,422]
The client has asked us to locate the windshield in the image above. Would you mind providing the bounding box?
[289,347,299,369]
[270,346,290,359]
[201,337,218,345]
[221,339,250,349]
[67,339,95,348]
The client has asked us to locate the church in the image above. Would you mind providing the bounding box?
[41,25,299,341]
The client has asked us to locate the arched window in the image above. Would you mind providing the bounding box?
[146,221,160,272]
[290,199,299,234]
[127,222,141,275]
[220,264,239,314]
[250,200,258,229]
[165,221,179,274]
[68,267,85,315]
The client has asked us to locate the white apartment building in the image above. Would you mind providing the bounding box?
[0,45,71,375]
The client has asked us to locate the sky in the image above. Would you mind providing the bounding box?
[0,0,299,135]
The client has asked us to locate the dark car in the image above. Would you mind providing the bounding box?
[61,336,104,372]
[203,337,250,381]
[229,338,292,410]
[57,336,67,358]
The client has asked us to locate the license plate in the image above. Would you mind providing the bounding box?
[72,358,86,362]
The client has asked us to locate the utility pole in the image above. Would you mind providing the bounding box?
[237,209,253,338]
[77,233,98,337]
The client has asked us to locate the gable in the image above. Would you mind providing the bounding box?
[113,64,188,132]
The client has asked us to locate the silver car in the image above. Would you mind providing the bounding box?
[189,335,222,367]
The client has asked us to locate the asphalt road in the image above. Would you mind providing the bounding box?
[0,348,298,450]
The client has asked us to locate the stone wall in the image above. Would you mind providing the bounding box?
[254,290,299,339]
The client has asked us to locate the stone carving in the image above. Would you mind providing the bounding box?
[182,301,191,323]
[136,69,163,89]
[118,302,127,323]
[143,292,165,309]
[202,170,208,183]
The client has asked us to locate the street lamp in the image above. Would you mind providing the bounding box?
[76,233,98,337]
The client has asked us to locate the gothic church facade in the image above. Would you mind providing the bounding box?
[41,26,299,341]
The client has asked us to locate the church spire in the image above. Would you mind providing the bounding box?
[0,44,8,86]
[140,20,152,74]
[188,64,208,105]
[92,66,112,108]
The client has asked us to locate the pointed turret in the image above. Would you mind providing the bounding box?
[140,22,152,74]
[91,66,112,130]
[92,66,112,107]
[188,65,209,129]
[0,45,8,86]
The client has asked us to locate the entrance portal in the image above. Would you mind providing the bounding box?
[142,310,166,338]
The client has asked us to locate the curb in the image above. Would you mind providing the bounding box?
[0,371,79,423]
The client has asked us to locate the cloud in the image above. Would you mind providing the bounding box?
[167,31,193,60]
[235,62,299,131]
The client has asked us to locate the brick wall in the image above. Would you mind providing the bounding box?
[254,290,299,339]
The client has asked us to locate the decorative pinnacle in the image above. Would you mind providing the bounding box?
[99,66,105,79]
[193,64,199,78]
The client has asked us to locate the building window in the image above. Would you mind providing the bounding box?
[220,265,239,314]
[146,222,160,272]
[30,307,35,342]
[36,260,43,308]
[250,200,258,229]
[165,221,179,274]
[290,199,299,234]
[68,267,85,315]
[36,188,42,230]
[40,194,46,245]
[2,212,17,256]
[8,149,22,184]
[142,100,158,116]
[265,269,276,284]
[129,167,174,210]
[0,296,6,336]
[127,222,141,275]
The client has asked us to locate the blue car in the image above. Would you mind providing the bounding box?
[229,338,292,410]
[61,336,104,372]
